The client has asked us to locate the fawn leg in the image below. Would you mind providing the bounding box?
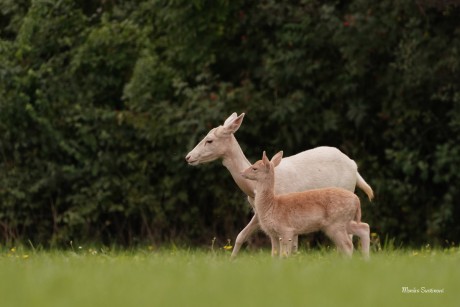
[327,227,353,258]
[292,235,299,253]
[279,232,294,258]
[270,235,280,257]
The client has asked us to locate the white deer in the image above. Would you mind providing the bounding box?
[241,151,370,259]
[185,112,373,258]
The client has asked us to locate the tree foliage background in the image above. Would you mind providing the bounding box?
[1,0,459,247]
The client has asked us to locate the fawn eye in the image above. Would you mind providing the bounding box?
[252,168,257,171]
[206,139,213,144]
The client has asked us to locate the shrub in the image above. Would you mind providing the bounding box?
[1,0,459,247]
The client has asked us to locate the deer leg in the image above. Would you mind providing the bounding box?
[231,213,260,259]
[348,221,370,260]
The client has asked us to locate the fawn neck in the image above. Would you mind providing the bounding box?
[254,166,276,213]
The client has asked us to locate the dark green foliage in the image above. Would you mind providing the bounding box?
[1,0,459,247]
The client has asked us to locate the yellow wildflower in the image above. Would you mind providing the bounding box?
[223,239,233,251]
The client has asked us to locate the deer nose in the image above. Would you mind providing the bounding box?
[185,154,191,162]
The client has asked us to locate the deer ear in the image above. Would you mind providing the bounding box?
[262,151,270,166]
[223,113,245,134]
[223,113,238,126]
[271,151,283,167]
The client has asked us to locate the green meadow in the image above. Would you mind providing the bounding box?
[0,246,458,307]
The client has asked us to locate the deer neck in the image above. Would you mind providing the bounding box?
[222,135,255,197]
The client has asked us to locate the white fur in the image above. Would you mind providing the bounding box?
[185,112,374,258]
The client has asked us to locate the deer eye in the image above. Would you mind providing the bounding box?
[252,167,257,171]
[205,139,213,144]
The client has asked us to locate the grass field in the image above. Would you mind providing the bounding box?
[0,246,458,307]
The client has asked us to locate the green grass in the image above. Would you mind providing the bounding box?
[0,246,458,307]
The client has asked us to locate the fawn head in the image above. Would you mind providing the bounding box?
[241,151,283,181]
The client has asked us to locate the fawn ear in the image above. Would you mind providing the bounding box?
[262,151,270,166]
[271,151,283,167]
[223,113,245,134]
